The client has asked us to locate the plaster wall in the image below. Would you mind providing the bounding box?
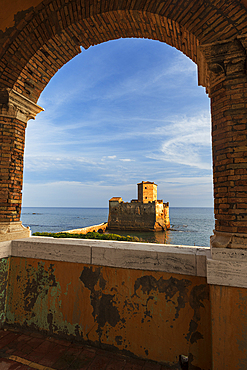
[1,239,247,369]
[210,284,247,370]
[0,256,9,326]
[0,237,211,370]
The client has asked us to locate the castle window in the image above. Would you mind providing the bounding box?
[145,197,147,199]
[145,187,147,189]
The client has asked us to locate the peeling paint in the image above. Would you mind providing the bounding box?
[186,285,208,345]
[5,257,211,368]
[80,266,121,341]
[0,258,9,325]
[22,262,58,313]
[188,353,201,370]
[133,275,192,319]
[115,335,123,345]
[80,266,106,291]
[211,285,247,369]
[6,258,79,337]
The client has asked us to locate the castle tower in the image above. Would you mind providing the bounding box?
[137,181,157,203]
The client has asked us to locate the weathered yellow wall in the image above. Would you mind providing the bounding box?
[5,256,211,369]
[0,257,9,325]
[210,285,247,370]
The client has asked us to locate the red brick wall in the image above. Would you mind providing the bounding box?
[0,117,26,222]
[201,39,247,234]
[211,79,247,234]
[1,0,247,102]
[1,0,247,231]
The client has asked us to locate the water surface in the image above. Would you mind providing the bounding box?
[21,207,214,247]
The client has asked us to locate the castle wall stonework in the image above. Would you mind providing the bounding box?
[138,181,157,203]
[108,182,170,231]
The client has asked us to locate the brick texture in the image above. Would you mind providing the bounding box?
[0,0,247,102]
[1,0,247,233]
[201,38,247,234]
[0,117,26,222]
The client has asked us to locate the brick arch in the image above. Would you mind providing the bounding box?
[11,10,199,103]
[0,0,247,102]
[0,0,247,246]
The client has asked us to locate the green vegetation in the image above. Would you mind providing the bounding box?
[32,231,140,242]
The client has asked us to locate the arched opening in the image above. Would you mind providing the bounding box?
[1,2,247,369]
[0,0,247,246]
[20,38,213,245]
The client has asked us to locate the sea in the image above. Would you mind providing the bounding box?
[21,207,214,247]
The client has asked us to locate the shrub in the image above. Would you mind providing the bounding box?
[32,231,140,242]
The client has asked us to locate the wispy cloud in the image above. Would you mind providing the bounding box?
[37,39,198,118]
[24,155,99,171]
[90,49,197,102]
[148,113,212,170]
[23,38,212,207]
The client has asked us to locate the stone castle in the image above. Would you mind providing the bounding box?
[108,181,170,231]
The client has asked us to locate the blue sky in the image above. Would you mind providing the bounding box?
[22,38,213,208]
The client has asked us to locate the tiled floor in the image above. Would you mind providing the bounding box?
[0,329,173,370]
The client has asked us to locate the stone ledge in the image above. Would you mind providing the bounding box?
[207,247,247,288]
[11,237,91,265]
[207,258,247,288]
[0,222,31,242]
[0,88,44,123]
[211,247,247,261]
[210,230,247,249]
[0,241,12,259]
[0,237,210,277]
[91,242,210,277]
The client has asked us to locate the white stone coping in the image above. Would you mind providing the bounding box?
[0,237,211,277]
[207,247,247,288]
[2,238,247,288]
